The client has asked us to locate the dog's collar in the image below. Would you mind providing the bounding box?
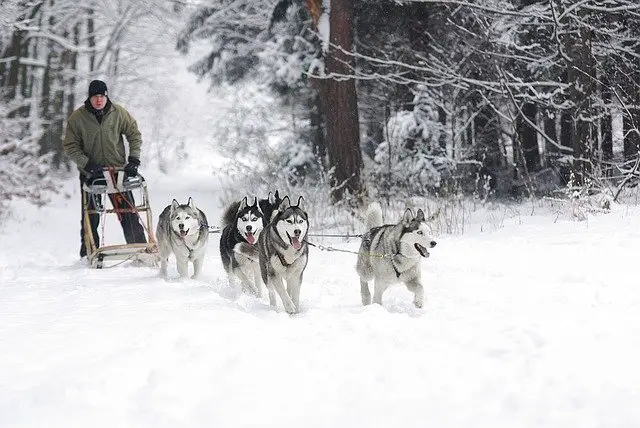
[172,229,200,259]
[275,241,306,267]
[390,255,402,278]
[390,252,420,278]
[277,251,292,267]
[390,243,414,278]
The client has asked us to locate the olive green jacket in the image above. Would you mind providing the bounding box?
[63,100,142,173]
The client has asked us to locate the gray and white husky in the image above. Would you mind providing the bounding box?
[257,195,309,314]
[219,196,266,296]
[356,202,436,308]
[156,197,209,279]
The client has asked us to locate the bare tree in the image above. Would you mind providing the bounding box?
[307,0,362,202]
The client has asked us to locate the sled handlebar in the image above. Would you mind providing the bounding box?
[96,168,145,180]
[83,169,147,194]
[97,166,128,171]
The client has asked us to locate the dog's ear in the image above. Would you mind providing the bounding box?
[416,208,425,222]
[279,196,291,211]
[188,197,196,210]
[251,197,258,207]
[274,190,280,201]
[238,197,248,211]
[295,196,305,210]
[402,208,414,225]
[268,191,276,204]
[171,199,180,211]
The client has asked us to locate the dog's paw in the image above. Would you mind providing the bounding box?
[242,284,262,298]
[284,304,298,315]
[413,299,424,308]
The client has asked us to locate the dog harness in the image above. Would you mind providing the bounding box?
[173,230,201,260]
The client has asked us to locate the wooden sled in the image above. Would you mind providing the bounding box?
[82,167,159,269]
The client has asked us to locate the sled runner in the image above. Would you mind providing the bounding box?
[82,167,158,268]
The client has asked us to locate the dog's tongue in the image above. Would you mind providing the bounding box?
[291,236,302,250]
[180,230,187,237]
[415,243,428,257]
[246,232,255,245]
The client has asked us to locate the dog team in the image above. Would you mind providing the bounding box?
[155,192,437,314]
[63,79,436,312]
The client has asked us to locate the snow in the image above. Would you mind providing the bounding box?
[2,171,640,427]
[318,0,331,54]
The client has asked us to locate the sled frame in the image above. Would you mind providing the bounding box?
[82,168,158,269]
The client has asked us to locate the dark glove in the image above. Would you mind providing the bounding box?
[84,160,103,178]
[123,156,140,177]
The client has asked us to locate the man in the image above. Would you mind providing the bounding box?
[63,79,147,258]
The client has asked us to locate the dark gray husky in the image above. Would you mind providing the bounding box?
[257,196,309,314]
[356,202,436,308]
[219,196,267,296]
[222,190,282,228]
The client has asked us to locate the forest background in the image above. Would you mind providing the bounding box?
[2,0,640,220]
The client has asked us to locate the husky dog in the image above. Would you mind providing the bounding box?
[257,196,309,314]
[259,190,282,225]
[156,198,209,279]
[222,190,282,227]
[219,196,266,295]
[356,202,436,308]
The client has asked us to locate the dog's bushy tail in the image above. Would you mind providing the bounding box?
[221,200,241,226]
[364,202,383,231]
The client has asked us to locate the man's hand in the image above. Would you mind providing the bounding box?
[124,156,140,177]
[84,160,103,178]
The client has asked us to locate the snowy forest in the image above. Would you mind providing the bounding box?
[2,0,640,212]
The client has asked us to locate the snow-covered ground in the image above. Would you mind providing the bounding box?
[2,169,640,428]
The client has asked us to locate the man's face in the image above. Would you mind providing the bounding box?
[90,94,107,110]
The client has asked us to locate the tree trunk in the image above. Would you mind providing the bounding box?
[623,113,640,161]
[542,109,558,168]
[66,23,80,118]
[474,104,503,171]
[87,9,96,72]
[569,24,596,185]
[2,30,23,105]
[438,104,447,151]
[622,72,640,161]
[560,111,572,150]
[517,102,540,172]
[312,0,362,202]
[308,92,326,162]
[600,79,613,176]
[39,9,58,158]
[39,1,71,167]
[556,31,574,184]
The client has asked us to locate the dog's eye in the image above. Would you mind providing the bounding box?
[286,219,293,224]
[417,230,423,235]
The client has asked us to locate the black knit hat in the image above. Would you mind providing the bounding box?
[88,80,108,97]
